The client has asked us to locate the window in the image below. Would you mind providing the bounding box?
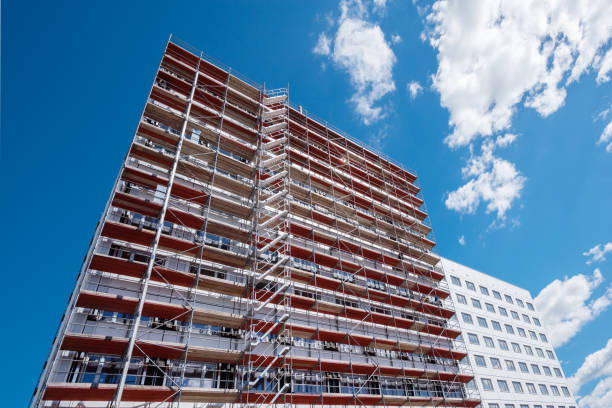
[468,333,479,345]
[511,311,520,320]
[519,405,528,408]
[519,362,529,373]
[480,286,490,295]
[522,314,531,323]
[512,342,521,353]
[561,386,571,397]
[497,380,510,392]
[540,333,548,342]
[518,327,526,337]
[527,302,534,311]
[533,317,541,326]
[536,348,545,358]
[505,324,515,334]
[484,336,495,348]
[517,299,524,307]
[499,307,508,316]
[451,276,461,286]
[462,313,473,324]
[513,381,524,393]
[466,281,476,291]
[485,303,495,313]
[531,364,541,375]
[525,345,533,355]
[481,378,494,391]
[477,317,488,328]
[539,384,549,395]
[551,385,560,396]
[505,294,514,304]
[505,405,516,408]
[457,294,467,304]
[530,330,538,340]
[543,366,552,376]
[474,355,486,367]
[506,360,516,371]
[554,367,562,377]
[547,350,555,359]
[488,405,499,408]
[493,290,502,300]
[499,339,509,350]
[472,298,482,309]
[526,382,536,394]
[490,357,502,369]
[492,320,502,331]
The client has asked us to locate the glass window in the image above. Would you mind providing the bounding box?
[505,294,514,304]
[540,333,548,342]
[547,350,555,359]
[485,302,495,313]
[551,385,560,395]
[543,366,552,376]
[497,380,510,392]
[525,345,533,355]
[517,299,524,307]
[468,333,480,345]
[477,317,488,328]
[457,294,467,304]
[506,360,516,371]
[561,386,571,397]
[530,330,538,340]
[512,342,521,353]
[462,313,473,324]
[520,405,528,408]
[488,404,499,408]
[533,317,541,326]
[526,382,536,394]
[472,298,482,309]
[490,357,502,369]
[513,381,524,393]
[539,384,549,395]
[519,362,529,373]
[451,276,461,286]
[499,339,509,350]
[505,405,515,408]
[480,286,490,295]
[466,281,476,291]
[536,348,545,358]
[531,364,541,375]
[481,378,494,391]
[492,320,502,331]
[484,336,495,348]
[522,314,531,323]
[527,302,534,310]
[554,367,562,377]
[499,307,508,316]
[474,355,486,367]
[493,290,502,300]
[505,324,514,334]
[511,310,520,320]
[518,327,526,337]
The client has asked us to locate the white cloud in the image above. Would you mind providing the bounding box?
[570,338,612,392]
[597,121,612,153]
[534,269,612,347]
[495,133,517,148]
[391,33,402,44]
[313,33,331,56]
[584,242,612,264]
[407,81,423,99]
[458,235,466,246]
[597,48,612,84]
[578,376,612,408]
[445,140,526,219]
[313,0,397,125]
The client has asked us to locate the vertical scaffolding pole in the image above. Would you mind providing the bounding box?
[110,50,203,408]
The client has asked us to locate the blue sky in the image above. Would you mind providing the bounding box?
[2,0,612,406]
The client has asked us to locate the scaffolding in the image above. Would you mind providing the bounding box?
[30,35,480,408]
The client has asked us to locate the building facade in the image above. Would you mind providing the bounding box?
[30,37,479,408]
[441,258,577,408]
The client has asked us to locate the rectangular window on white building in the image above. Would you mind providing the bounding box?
[551,385,560,395]
[505,324,514,334]
[539,384,549,395]
[462,313,473,324]
[457,294,467,304]
[527,302,534,311]
[516,299,524,307]
[451,276,461,286]
[519,362,529,373]
[499,339,509,350]
[490,357,502,369]
[505,294,514,304]
[468,333,479,345]
[531,364,541,375]
[480,286,489,295]
[533,317,541,326]
[466,281,476,291]
[493,290,502,300]
[485,303,495,313]
[472,298,482,309]
[477,317,488,328]
[497,380,510,392]
[484,336,495,348]
[526,382,536,394]
[499,307,508,316]
[492,321,502,331]
[505,360,516,371]
[481,378,494,391]
[512,381,524,393]
[512,342,521,353]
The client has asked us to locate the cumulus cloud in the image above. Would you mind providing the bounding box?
[313,0,397,125]
[458,235,466,246]
[578,376,612,408]
[407,81,423,99]
[534,269,612,347]
[584,242,612,264]
[597,48,612,84]
[391,34,402,44]
[597,121,612,153]
[570,338,612,392]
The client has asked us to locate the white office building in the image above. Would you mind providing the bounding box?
[441,258,577,408]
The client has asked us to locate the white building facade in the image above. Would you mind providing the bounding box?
[441,258,577,408]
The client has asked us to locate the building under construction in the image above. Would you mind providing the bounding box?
[31,37,480,408]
